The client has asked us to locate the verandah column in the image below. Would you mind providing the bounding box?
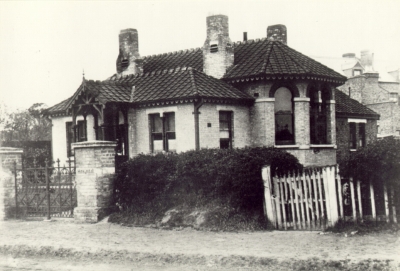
[0,147,23,220]
[73,141,116,223]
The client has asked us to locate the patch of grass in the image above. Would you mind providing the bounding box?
[326,219,399,235]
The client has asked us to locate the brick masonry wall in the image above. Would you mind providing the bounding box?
[287,148,336,167]
[336,118,378,163]
[367,102,398,136]
[73,142,116,223]
[0,148,23,220]
[199,104,251,149]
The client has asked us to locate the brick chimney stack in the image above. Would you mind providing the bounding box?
[116,29,143,77]
[267,24,287,45]
[202,15,234,79]
[360,50,374,72]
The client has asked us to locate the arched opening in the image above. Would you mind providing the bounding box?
[275,87,294,145]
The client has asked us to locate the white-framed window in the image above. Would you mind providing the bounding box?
[219,111,233,149]
[348,119,366,150]
[149,112,176,153]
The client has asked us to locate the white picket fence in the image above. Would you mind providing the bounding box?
[262,165,398,230]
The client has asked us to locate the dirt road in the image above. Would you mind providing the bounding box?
[0,218,399,270]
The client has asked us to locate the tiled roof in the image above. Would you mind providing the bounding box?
[143,49,203,73]
[335,89,379,119]
[47,68,253,115]
[224,39,346,83]
[109,67,253,104]
[47,80,131,114]
[46,97,71,114]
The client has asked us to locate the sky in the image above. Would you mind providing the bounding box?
[1,0,399,111]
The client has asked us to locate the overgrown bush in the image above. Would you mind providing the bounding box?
[339,136,400,190]
[111,147,302,229]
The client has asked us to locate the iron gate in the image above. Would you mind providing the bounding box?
[13,158,77,218]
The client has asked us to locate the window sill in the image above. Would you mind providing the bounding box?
[350,149,357,152]
[310,144,337,149]
[274,145,299,149]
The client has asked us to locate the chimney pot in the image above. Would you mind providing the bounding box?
[266,24,287,45]
[243,32,247,41]
[342,53,355,58]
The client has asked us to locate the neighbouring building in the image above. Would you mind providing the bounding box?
[313,51,399,138]
[46,15,379,167]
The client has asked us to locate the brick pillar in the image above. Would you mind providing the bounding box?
[327,100,336,145]
[293,97,310,148]
[73,141,116,223]
[251,98,275,146]
[0,147,23,220]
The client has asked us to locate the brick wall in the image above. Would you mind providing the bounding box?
[336,118,378,163]
[198,104,251,149]
[202,15,234,79]
[0,148,23,220]
[73,141,116,223]
[368,102,398,136]
[287,148,336,167]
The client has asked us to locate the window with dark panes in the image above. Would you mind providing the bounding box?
[359,123,366,148]
[219,111,232,149]
[275,87,294,145]
[150,112,176,152]
[349,122,357,149]
[310,87,329,144]
[66,120,86,157]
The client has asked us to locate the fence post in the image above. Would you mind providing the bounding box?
[45,159,51,221]
[13,161,18,219]
[262,166,276,229]
[326,166,339,227]
[356,180,363,223]
[392,188,397,224]
[336,166,344,220]
[370,180,376,220]
[349,177,357,223]
[384,182,389,223]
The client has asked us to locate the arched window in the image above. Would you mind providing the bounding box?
[275,87,294,145]
[310,86,330,144]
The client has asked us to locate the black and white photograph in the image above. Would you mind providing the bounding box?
[0,0,399,270]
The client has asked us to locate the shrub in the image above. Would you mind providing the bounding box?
[111,147,302,228]
[339,136,400,189]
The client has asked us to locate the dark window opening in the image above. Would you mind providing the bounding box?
[254,92,259,98]
[210,44,218,53]
[350,122,357,149]
[150,113,176,153]
[219,111,233,149]
[275,87,294,145]
[121,59,129,69]
[359,123,366,148]
[66,120,86,157]
[310,88,329,144]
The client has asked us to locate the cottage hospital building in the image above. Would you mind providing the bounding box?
[47,15,380,167]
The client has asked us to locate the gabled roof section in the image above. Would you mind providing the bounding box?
[108,67,253,104]
[224,39,346,83]
[46,79,131,115]
[142,48,203,73]
[335,89,380,119]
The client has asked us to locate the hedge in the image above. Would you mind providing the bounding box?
[112,147,302,223]
[339,136,400,189]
